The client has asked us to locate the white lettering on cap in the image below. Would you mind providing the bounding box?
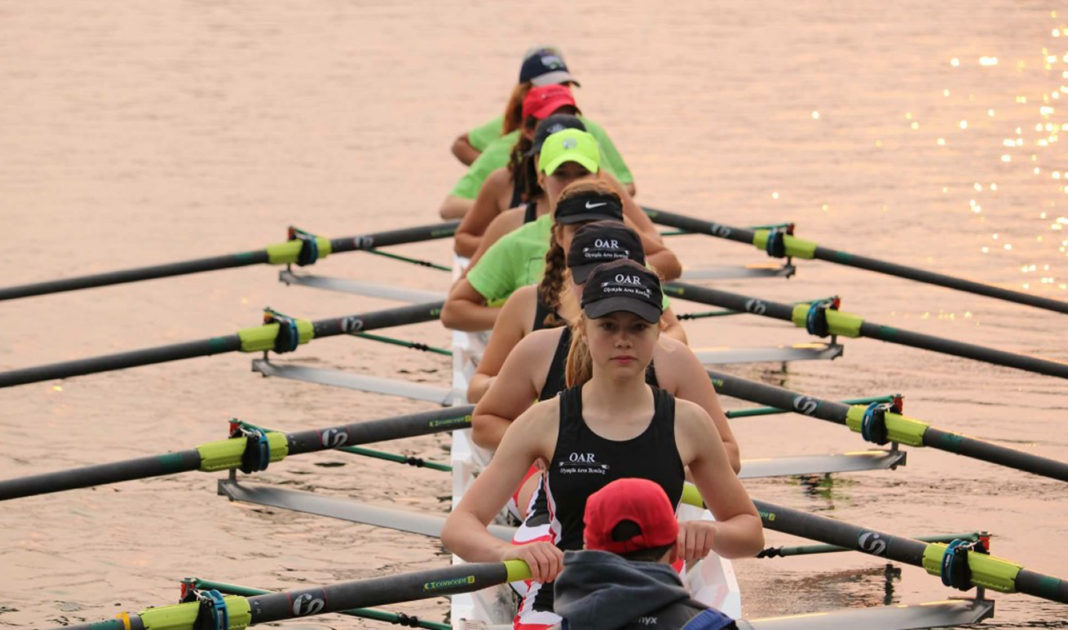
[593,238,620,249]
[614,273,643,285]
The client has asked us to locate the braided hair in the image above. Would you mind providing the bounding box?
[536,180,622,328]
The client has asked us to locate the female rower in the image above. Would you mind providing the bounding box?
[451,46,578,166]
[467,218,689,404]
[441,259,763,629]
[453,113,584,258]
[440,52,635,220]
[441,130,679,332]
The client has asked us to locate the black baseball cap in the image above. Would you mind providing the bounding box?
[527,114,587,157]
[581,259,663,324]
[554,191,624,225]
[568,221,645,284]
[519,48,580,86]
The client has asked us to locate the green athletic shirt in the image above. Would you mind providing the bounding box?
[452,116,634,200]
[465,213,671,310]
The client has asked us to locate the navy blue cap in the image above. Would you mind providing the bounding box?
[519,49,579,86]
[581,259,663,324]
[568,221,645,284]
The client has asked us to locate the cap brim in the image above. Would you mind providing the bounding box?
[584,296,662,323]
[531,71,579,87]
[542,153,599,176]
[556,210,620,225]
[569,263,598,284]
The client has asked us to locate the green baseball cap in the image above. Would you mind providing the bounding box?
[538,128,600,175]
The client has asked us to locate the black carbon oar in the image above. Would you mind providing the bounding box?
[56,560,531,630]
[0,301,443,388]
[645,206,1068,315]
[0,406,472,501]
[758,532,984,558]
[707,369,1068,482]
[667,281,1068,379]
[0,221,458,301]
[751,498,1067,604]
[679,489,1067,604]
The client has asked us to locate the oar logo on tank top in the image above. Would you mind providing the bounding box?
[559,451,609,475]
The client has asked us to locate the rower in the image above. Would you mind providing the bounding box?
[450,46,579,166]
[453,113,585,258]
[440,50,635,219]
[552,478,738,630]
[441,129,679,332]
[441,259,763,630]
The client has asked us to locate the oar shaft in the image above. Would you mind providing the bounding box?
[328,221,458,253]
[0,335,242,388]
[708,370,1068,482]
[0,301,443,389]
[0,221,458,302]
[857,321,1068,378]
[754,500,1068,603]
[812,245,1068,314]
[0,252,269,301]
[247,562,511,623]
[0,449,202,501]
[644,206,1068,314]
[56,561,529,630]
[284,406,473,457]
[667,281,1068,379]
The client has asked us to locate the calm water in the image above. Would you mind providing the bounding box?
[0,2,1065,628]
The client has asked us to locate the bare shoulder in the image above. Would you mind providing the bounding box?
[653,335,702,379]
[673,397,716,437]
[516,326,566,356]
[484,167,512,187]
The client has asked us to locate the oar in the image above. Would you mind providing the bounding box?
[758,532,984,558]
[644,206,1068,315]
[182,578,450,630]
[56,560,532,630]
[666,282,1068,379]
[708,369,1068,482]
[0,406,472,501]
[680,489,1067,604]
[0,301,443,388]
[0,221,458,301]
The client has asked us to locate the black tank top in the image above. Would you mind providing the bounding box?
[547,385,685,552]
[538,327,661,402]
[522,200,538,224]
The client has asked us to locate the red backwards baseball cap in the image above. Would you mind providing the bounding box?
[583,478,679,554]
[522,84,578,121]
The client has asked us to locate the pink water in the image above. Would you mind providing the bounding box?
[0,2,1065,628]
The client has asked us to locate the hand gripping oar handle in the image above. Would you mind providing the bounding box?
[54,560,531,630]
[0,301,444,388]
[707,369,1068,481]
[0,405,473,501]
[643,206,1068,315]
[666,281,1068,379]
[0,221,458,301]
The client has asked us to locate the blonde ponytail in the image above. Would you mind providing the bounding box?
[564,315,594,388]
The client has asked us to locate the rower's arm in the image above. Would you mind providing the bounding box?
[677,401,763,558]
[467,288,534,403]
[667,340,740,472]
[471,330,545,448]
[439,194,474,220]
[645,242,682,281]
[454,168,512,257]
[441,278,498,332]
[451,133,480,166]
[659,307,688,345]
[443,402,558,562]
